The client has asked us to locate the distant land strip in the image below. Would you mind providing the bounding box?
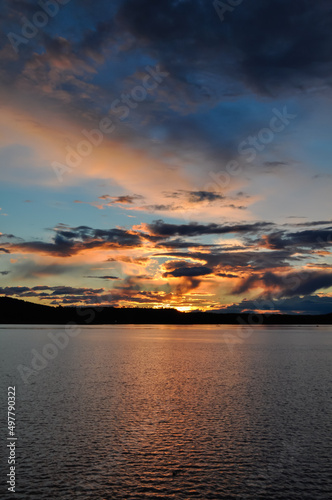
[0,297,331,325]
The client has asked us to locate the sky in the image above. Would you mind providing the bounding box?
[0,0,332,314]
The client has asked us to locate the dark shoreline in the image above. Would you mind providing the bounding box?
[1,297,331,325]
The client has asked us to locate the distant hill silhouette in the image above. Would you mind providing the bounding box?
[1,296,332,325]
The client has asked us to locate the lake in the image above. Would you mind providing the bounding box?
[0,325,331,499]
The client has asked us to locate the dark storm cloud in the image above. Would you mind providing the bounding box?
[216,272,238,278]
[0,248,10,253]
[147,220,273,238]
[173,276,201,295]
[154,239,218,250]
[116,190,226,213]
[118,0,332,95]
[99,194,144,204]
[143,204,180,212]
[226,204,246,211]
[209,250,298,271]
[0,234,17,239]
[3,219,306,275]
[261,229,332,250]
[288,220,332,227]
[155,248,298,272]
[2,0,327,182]
[166,190,225,203]
[72,289,168,306]
[49,286,104,296]
[106,256,149,265]
[14,233,76,257]
[233,271,332,297]
[7,226,143,256]
[84,275,120,280]
[161,260,214,281]
[162,261,213,278]
[4,0,331,107]
[218,295,332,315]
[11,261,78,279]
[74,227,142,246]
[0,285,104,298]
[0,287,31,295]
[190,191,223,203]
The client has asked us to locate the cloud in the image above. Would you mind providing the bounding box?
[118,0,332,96]
[288,220,332,227]
[187,191,225,203]
[0,234,17,239]
[1,217,331,310]
[173,277,201,296]
[86,189,235,216]
[217,295,332,315]
[162,265,213,278]
[216,272,238,278]
[48,286,104,296]
[233,271,332,298]
[3,220,279,260]
[155,248,298,271]
[141,204,181,212]
[0,2,331,315]
[0,286,31,295]
[99,194,144,204]
[260,229,332,250]
[84,275,120,280]
[106,256,149,265]
[6,225,143,257]
[264,161,288,168]
[10,260,87,279]
[0,285,104,298]
[165,190,225,203]
[145,220,273,238]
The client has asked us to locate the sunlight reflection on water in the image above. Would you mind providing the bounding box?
[0,325,331,499]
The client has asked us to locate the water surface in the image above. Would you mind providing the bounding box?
[0,325,331,499]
